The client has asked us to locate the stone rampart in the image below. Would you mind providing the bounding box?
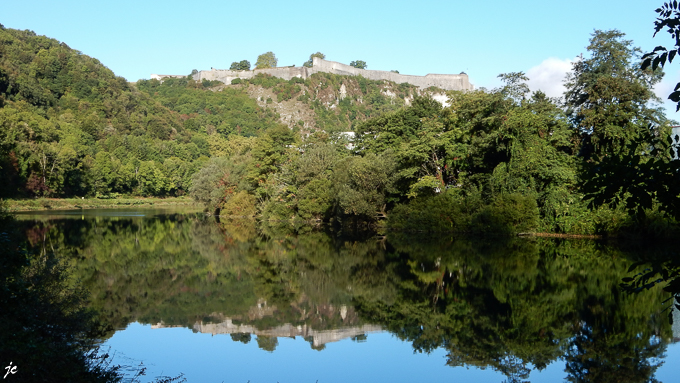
[150,74,186,81]
[153,58,473,91]
[309,57,473,91]
[195,66,309,84]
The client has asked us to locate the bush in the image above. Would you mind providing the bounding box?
[388,191,467,232]
[470,193,539,235]
[220,190,257,217]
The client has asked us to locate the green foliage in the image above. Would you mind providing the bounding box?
[469,193,539,235]
[255,51,277,69]
[220,190,257,217]
[273,82,301,102]
[303,52,325,68]
[136,76,282,138]
[0,28,238,198]
[565,30,664,162]
[349,60,367,69]
[229,60,251,71]
[566,30,679,224]
[332,152,397,219]
[642,2,680,110]
[0,215,124,382]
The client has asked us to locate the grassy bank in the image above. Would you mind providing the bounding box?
[5,196,201,212]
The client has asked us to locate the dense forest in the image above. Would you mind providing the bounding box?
[1,25,679,236]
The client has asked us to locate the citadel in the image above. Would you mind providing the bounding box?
[152,57,473,91]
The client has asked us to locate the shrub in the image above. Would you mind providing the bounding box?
[470,193,539,235]
[220,190,257,217]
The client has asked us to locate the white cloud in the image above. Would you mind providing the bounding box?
[526,57,575,98]
[653,69,680,118]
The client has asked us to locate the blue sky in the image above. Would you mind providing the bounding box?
[4,0,679,114]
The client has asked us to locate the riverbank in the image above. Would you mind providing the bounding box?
[4,197,201,212]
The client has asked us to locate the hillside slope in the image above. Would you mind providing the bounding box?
[0,26,282,198]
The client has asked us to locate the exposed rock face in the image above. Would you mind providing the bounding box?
[152,58,473,91]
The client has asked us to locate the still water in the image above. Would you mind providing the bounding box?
[15,208,680,382]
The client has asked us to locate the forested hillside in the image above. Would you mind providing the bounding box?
[0,26,435,200]
[2,25,679,236]
[188,30,680,237]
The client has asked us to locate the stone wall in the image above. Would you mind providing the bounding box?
[149,74,186,81]
[309,57,473,91]
[152,58,473,91]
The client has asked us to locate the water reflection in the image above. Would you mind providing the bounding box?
[16,210,676,382]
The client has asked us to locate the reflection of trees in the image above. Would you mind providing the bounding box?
[230,333,252,344]
[356,234,671,383]
[620,242,680,324]
[18,213,673,380]
[20,214,258,336]
[20,215,395,341]
[255,335,279,352]
[1,214,120,382]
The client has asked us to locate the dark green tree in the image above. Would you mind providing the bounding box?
[229,60,251,71]
[564,29,664,161]
[350,60,367,69]
[567,30,676,221]
[641,2,680,110]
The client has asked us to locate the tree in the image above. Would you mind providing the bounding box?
[229,60,251,71]
[303,52,325,68]
[255,52,277,69]
[567,30,677,221]
[642,2,680,110]
[350,60,367,69]
[564,29,664,161]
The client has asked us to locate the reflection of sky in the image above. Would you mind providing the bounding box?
[105,322,573,383]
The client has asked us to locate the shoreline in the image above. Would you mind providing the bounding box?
[4,197,202,212]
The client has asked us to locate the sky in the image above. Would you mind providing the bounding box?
[4,0,680,115]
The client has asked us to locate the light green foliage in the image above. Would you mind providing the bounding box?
[297,178,333,220]
[220,190,257,217]
[0,28,235,198]
[332,152,397,218]
[190,153,253,213]
[255,51,278,69]
[136,76,281,138]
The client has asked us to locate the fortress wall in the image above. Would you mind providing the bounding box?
[195,66,309,84]
[311,57,473,91]
[150,74,186,81]
[179,58,472,91]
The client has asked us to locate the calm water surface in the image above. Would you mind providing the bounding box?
[15,208,680,382]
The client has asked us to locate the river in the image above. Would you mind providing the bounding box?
[14,208,680,383]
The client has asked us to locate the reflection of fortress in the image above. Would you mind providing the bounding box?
[152,57,473,91]
[189,319,382,348]
[151,300,383,348]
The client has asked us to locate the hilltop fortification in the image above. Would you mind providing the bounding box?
[152,57,473,91]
